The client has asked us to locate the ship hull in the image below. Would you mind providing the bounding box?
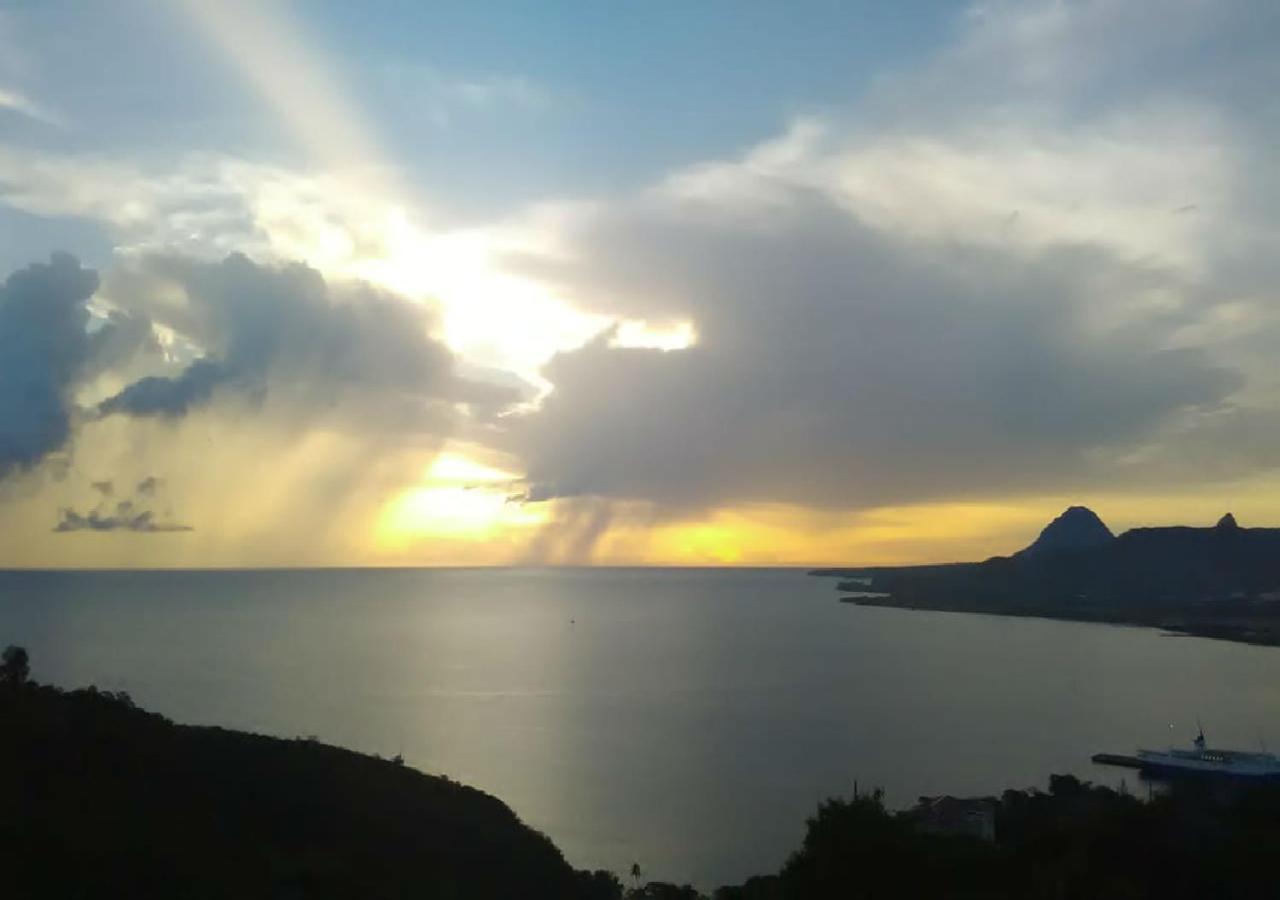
[1135,751,1280,779]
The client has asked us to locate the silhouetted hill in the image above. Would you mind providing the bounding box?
[817,509,1280,645]
[10,656,1280,898]
[1,675,615,899]
[1014,505,1114,559]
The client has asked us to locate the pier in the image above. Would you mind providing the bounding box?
[1092,753,1144,770]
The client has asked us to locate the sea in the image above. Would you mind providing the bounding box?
[5,567,1280,890]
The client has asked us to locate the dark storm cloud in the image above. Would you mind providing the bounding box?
[0,253,162,481]
[0,253,100,477]
[506,196,1244,512]
[98,253,519,429]
[98,359,225,417]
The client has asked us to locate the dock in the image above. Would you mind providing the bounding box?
[1092,753,1144,770]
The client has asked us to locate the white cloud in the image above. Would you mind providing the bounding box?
[0,85,63,127]
[0,147,602,386]
[495,0,1280,517]
[659,108,1233,276]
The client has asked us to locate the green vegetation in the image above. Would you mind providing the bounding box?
[7,645,1280,898]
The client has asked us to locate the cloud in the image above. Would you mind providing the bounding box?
[3,0,1278,566]
[509,214,1241,512]
[94,252,517,431]
[0,148,600,385]
[52,474,191,534]
[0,253,102,477]
[499,0,1278,519]
[0,249,523,558]
[0,150,362,260]
[0,85,62,126]
[99,359,225,418]
[54,503,191,534]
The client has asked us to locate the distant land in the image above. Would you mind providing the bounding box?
[813,507,1280,646]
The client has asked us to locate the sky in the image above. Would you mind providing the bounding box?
[1,0,1279,567]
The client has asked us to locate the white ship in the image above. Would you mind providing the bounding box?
[1135,727,1280,779]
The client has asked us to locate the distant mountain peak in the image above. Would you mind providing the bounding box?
[1018,506,1115,558]
[1216,512,1239,530]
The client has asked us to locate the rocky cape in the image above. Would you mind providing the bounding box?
[814,508,1280,646]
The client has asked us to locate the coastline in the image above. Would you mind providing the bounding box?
[828,588,1280,647]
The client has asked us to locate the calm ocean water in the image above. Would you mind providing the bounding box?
[4,567,1280,888]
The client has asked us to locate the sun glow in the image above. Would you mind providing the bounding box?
[610,319,698,352]
[177,0,605,388]
[374,451,548,552]
[349,211,606,382]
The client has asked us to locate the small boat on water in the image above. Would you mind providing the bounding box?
[1098,727,1280,779]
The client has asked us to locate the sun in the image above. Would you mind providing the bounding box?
[374,450,548,552]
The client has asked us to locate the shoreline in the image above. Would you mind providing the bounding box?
[834,592,1280,647]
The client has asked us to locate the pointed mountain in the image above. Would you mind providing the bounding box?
[1216,512,1239,530]
[1017,506,1115,559]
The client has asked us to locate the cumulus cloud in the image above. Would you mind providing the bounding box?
[510,214,1241,511]
[2,249,498,484]
[0,148,598,385]
[0,249,521,557]
[500,0,1279,518]
[0,253,106,476]
[96,252,515,430]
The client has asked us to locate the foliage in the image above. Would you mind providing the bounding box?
[1,648,614,899]
[577,869,625,900]
[778,791,1000,898]
[711,875,782,900]
[626,882,703,900]
[716,773,1280,899]
[12,643,1280,900]
[1,644,29,686]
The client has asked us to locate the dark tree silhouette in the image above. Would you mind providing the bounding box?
[2,672,614,899]
[627,882,702,899]
[1,645,29,686]
[576,868,624,899]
